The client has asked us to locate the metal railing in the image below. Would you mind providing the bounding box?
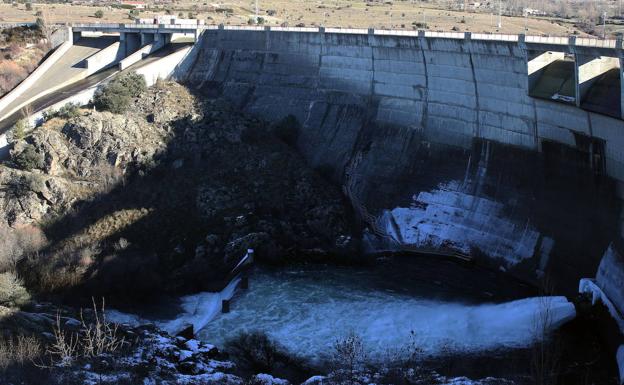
[576,37,617,48]
[524,35,569,45]
[325,27,369,34]
[424,31,465,39]
[472,33,518,42]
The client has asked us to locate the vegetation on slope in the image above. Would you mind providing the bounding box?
[0,25,50,98]
[0,79,352,305]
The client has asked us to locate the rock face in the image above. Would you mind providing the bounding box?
[181,30,622,292]
[0,82,351,302]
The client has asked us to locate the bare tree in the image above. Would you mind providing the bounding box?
[530,278,561,385]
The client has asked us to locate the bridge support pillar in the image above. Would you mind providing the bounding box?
[575,54,620,107]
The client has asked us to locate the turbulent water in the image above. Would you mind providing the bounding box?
[195,265,575,362]
[109,261,576,363]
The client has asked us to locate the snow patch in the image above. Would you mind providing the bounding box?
[251,373,290,385]
[185,339,200,352]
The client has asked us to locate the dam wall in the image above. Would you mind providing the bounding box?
[182,28,623,292]
[182,28,624,185]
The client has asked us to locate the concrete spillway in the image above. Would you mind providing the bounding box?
[171,29,624,292]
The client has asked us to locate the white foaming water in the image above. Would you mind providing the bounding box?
[108,278,240,335]
[196,269,576,361]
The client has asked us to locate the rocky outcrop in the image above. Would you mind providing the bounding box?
[0,81,352,301]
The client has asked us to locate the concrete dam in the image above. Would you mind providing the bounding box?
[3,23,624,293]
[171,27,624,293]
[4,22,624,382]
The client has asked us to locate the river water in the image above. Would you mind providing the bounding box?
[191,258,575,363]
[108,257,576,364]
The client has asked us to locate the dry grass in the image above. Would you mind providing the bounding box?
[47,298,125,366]
[0,334,41,371]
[0,1,589,36]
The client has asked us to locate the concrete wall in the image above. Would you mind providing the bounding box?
[50,26,71,48]
[182,29,624,187]
[119,40,164,70]
[137,45,192,86]
[85,41,125,76]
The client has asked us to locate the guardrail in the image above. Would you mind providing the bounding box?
[70,23,623,50]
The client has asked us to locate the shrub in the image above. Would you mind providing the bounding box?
[93,72,146,114]
[12,118,27,140]
[0,271,30,308]
[13,144,44,171]
[43,102,81,121]
[94,10,104,18]
[225,331,285,373]
[271,115,300,146]
[25,2,32,11]
[0,224,47,274]
[35,17,45,30]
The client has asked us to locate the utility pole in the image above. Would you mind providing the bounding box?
[497,0,502,29]
[255,0,259,22]
[603,11,607,39]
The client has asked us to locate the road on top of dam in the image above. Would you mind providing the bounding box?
[0,43,190,134]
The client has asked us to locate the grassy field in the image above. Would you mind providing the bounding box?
[0,0,592,36]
